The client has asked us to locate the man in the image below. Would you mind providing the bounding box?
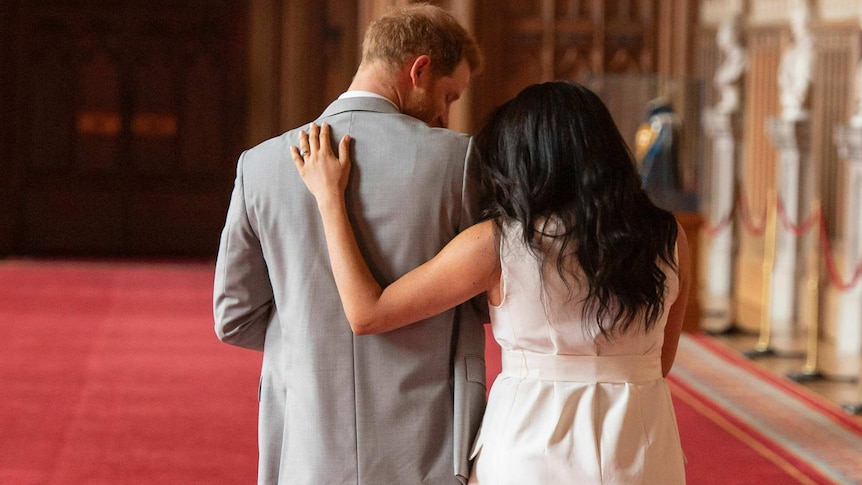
[213,5,487,484]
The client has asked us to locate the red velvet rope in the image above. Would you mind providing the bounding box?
[703,183,737,237]
[776,196,819,236]
[703,210,734,237]
[704,187,862,291]
[737,188,767,237]
[819,215,862,291]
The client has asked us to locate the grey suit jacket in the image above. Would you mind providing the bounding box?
[214,96,488,485]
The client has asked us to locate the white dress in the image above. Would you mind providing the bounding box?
[469,222,686,485]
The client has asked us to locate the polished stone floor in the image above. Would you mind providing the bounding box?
[704,327,862,417]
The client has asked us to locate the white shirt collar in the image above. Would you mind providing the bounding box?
[338,90,399,111]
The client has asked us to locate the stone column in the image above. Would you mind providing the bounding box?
[834,125,862,355]
[701,10,746,332]
[702,109,738,330]
[767,118,812,336]
[766,0,815,340]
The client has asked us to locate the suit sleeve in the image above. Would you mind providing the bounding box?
[213,151,274,351]
[453,137,490,484]
[459,137,484,232]
[458,137,491,319]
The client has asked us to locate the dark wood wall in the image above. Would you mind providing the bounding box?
[0,0,247,258]
[0,1,14,255]
[0,0,693,259]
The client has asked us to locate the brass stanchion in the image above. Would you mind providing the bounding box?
[787,198,858,383]
[743,189,805,359]
[788,198,824,380]
[839,352,862,414]
[744,188,780,358]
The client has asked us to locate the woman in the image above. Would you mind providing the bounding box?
[291,81,689,484]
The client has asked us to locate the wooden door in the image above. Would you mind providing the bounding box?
[2,1,246,258]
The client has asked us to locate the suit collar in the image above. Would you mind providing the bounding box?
[318,96,401,120]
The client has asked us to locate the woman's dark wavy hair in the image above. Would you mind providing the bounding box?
[476,81,678,336]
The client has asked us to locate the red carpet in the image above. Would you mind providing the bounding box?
[0,260,260,484]
[3,260,859,484]
[668,378,833,485]
[670,334,862,484]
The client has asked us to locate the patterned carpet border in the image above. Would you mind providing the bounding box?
[671,334,862,484]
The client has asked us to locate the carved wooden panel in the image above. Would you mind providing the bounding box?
[251,0,358,137]
[323,0,360,104]
[696,27,721,110]
[77,51,121,171]
[743,28,783,246]
[604,0,655,73]
[503,0,549,103]
[24,15,78,173]
[131,35,179,173]
[281,1,329,128]
[734,26,783,329]
[472,0,658,130]
[6,1,247,257]
[810,26,857,240]
[553,0,601,79]
[182,50,227,173]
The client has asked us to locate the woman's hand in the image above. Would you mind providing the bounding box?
[291,122,351,208]
[289,123,497,336]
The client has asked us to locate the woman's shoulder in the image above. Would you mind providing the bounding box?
[453,220,499,253]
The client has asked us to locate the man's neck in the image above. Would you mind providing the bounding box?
[347,62,409,112]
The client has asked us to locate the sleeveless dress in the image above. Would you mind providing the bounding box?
[468,222,686,485]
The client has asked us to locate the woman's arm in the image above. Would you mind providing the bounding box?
[661,221,691,376]
[292,123,499,335]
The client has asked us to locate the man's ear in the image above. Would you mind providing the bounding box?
[408,55,432,87]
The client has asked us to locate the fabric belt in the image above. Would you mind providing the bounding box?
[501,350,662,383]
